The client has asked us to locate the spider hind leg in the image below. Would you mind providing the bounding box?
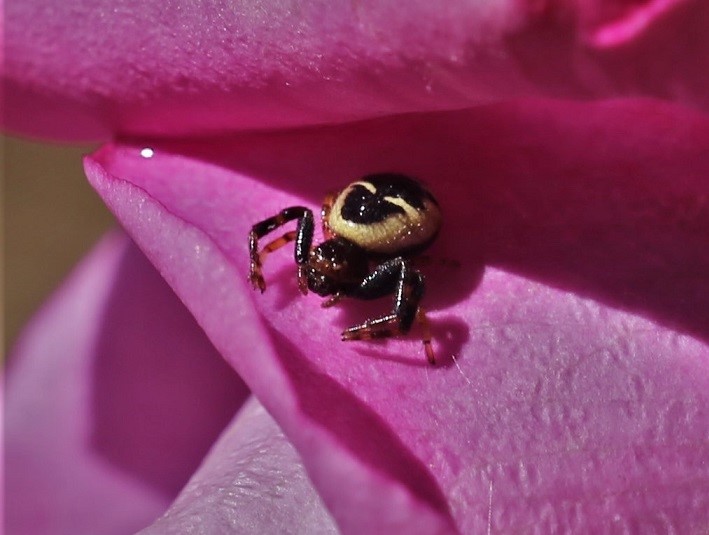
[342,258,435,364]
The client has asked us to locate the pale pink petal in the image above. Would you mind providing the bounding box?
[86,99,709,533]
[5,232,249,534]
[142,397,337,534]
[3,0,708,140]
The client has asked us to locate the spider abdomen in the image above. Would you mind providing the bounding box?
[328,173,441,256]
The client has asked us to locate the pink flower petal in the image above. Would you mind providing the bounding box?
[85,146,456,534]
[86,99,709,532]
[142,397,337,534]
[580,0,692,47]
[4,0,709,140]
[5,232,249,534]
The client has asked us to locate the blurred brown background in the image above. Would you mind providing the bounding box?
[3,135,115,354]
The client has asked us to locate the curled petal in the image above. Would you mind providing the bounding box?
[5,232,249,534]
[86,100,709,532]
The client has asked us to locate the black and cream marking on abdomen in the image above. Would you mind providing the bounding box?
[328,173,441,255]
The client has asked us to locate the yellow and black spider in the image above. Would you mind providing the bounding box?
[249,173,441,364]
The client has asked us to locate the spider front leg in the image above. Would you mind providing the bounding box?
[248,206,314,294]
[342,257,435,364]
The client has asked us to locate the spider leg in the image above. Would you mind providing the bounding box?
[248,206,314,293]
[342,258,435,364]
[321,191,337,239]
[321,292,344,308]
[259,230,297,263]
[416,307,435,365]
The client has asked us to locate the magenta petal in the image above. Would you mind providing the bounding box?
[4,1,709,140]
[86,99,709,532]
[85,156,456,533]
[142,397,337,534]
[581,0,696,47]
[5,232,249,534]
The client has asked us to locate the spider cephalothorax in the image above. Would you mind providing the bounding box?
[248,173,441,364]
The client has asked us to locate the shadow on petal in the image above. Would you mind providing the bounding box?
[266,326,453,519]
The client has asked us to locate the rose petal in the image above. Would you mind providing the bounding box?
[85,99,709,532]
[4,0,709,140]
[85,151,455,534]
[5,232,249,534]
[580,0,694,47]
[142,396,337,534]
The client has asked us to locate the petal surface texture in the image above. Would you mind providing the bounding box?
[142,397,338,534]
[5,232,249,534]
[4,0,709,139]
[86,99,709,533]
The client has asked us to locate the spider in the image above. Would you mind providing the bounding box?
[248,173,442,364]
